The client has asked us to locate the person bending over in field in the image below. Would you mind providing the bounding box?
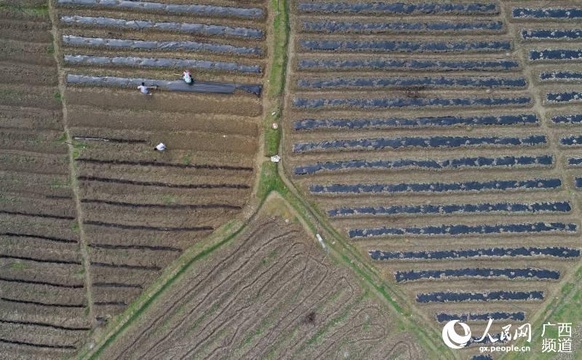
[154,142,166,152]
[138,82,158,95]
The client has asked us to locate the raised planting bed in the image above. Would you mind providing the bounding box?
[296,76,527,89]
[416,290,544,303]
[348,222,578,238]
[436,312,525,323]
[299,40,511,53]
[368,247,581,261]
[546,91,582,104]
[60,15,264,39]
[294,114,539,130]
[294,155,553,176]
[568,157,582,166]
[57,0,265,19]
[297,58,519,71]
[529,49,582,61]
[64,54,261,74]
[328,201,571,217]
[395,268,560,282]
[292,135,546,153]
[301,20,503,34]
[298,2,498,15]
[540,71,582,81]
[293,96,531,109]
[66,74,262,96]
[521,29,582,41]
[310,178,562,195]
[62,35,262,56]
[560,135,582,146]
[512,7,582,19]
[552,114,582,124]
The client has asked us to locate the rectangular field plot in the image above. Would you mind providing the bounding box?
[294,114,539,131]
[512,8,582,20]
[294,155,553,176]
[416,291,544,303]
[522,29,582,41]
[297,58,520,72]
[293,96,532,109]
[300,20,504,34]
[368,247,581,261]
[436,312,526,323]
[529,49,582,62]
[62,35,262,56]
[296,76,527,90]
[348,222,578,238]
[540,71,582,82]
[63,55,261,74]
[297,2,499,15]
[299,40,512,53]
[310,178,562,195]
[395,268,560,282]
[60,15,265,39]
[57,0,265,19]
[293,135,546,153]
[328,201,571,217]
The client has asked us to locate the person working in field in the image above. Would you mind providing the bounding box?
[138,82,158,95]
[182,70,193,84]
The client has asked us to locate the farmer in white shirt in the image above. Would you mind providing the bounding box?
[154,143,166,152]
[137,82,157,95]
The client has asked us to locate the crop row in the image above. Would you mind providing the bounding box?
[294,114,539,131]
[78,175,250,189]
[294,155,553,176]
[1,232,77,244]
[293,96,531,109]
[546,92,582,104]
[292,135,546,153]
[64,54,261,74]
[297,76,527,90]
[349,222,577,238]
[529,49,582,61]
[416,290,544,303]
[310,178,561,194]
[521,29,582,41]
[57,0,265,19]
[85,220,213,232]
[301,20,503,34]
[552,114,582,124]
[297,58,520,71]
[76,158,254,171]
[512,8,582,20]
[62,35,262,56]
[560,135,582,146]
[66,74,262,96]
[328,201,571,217]
[568,158,582,166]
[436,312,526,323]
[300,40,512,53]
[60,15,264,39]
[297,2,498,15]
[395,268,560,282]
[369,247,581,261]
[540,71,582,81]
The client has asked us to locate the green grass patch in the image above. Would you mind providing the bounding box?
[0,3,49,17]
[256,161,288,200]
[10,261,28,270]
[70,221,80,233]
[47,43,54,54]
[54,91,62,101]
[268,0,290,98]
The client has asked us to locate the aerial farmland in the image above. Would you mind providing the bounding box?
[0,0,581,359]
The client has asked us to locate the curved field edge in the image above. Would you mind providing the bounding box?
[501,264,582,360]
[76,218,245,359]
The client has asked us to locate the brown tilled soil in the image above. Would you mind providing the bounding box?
[98,215,424,360]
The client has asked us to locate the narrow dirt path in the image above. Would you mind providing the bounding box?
[47,0,95,325]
